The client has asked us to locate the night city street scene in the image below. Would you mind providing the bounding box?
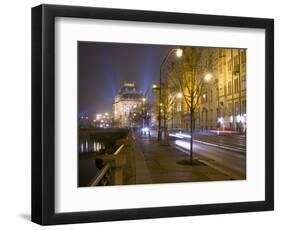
[78,41,247,187]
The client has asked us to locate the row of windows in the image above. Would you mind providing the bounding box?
[226,50,246,72]
[219,50,246,75]
[226,78,246,95]
[175,99,246,116]
[201,109,214,122]
[228,100,246,115]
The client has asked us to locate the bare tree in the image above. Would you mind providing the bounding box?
[161,81,178,145]
[167,47,212,164]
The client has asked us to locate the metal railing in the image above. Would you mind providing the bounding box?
[89,163,111,186]
[89,144,125,186]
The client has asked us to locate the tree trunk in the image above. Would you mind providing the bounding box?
[162,115,169,145]
[190,109,193,165]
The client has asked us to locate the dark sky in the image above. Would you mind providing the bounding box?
[78,41,175,118]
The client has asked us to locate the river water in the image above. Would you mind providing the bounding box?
[79,138,106,153]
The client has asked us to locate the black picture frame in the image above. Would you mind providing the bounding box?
[31,4,274,225]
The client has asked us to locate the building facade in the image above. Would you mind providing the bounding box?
[216,48,247,133]
[164,47,247,133]
[113,82,145,128]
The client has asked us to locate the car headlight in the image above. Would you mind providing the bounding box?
[142,127,149,132]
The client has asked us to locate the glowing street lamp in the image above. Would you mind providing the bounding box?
[176,48,183,57]
[240,115,245,123]
[177,92,183,98]
[158,47,183,141]
[152,84,158,89]
[236,115,242,123]
[204,73,213,82]
[218,117,224,124]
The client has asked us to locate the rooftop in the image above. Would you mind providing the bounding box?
[116,82,143,100]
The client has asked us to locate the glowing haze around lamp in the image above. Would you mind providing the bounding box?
[177,92,183,98]
[204,73,213,82]
[176,48,183,57]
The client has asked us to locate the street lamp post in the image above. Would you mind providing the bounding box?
[158,48,183,141]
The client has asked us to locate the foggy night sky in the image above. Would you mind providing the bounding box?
[78,41,176,118]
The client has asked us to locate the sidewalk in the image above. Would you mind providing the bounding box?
[133,134,232,185]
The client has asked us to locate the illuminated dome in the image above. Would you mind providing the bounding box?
[118,82,143,100]
[113,82,145,128]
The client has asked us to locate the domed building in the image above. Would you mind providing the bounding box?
[113,82,145,128]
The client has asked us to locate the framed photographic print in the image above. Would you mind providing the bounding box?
[31,4,274,225]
